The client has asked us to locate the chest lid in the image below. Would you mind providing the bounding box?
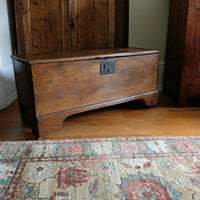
[11,48,159,65]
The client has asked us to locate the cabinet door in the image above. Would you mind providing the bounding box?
[14,0,126,55]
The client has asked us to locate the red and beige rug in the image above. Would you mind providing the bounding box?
[1,136,200,199]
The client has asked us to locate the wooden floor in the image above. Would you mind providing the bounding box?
[0,93,200,141]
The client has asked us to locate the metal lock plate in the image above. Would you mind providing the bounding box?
[100,60,115,75]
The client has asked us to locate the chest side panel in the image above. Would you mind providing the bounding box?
[32,54,158,116]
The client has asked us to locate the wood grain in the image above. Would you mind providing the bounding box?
[12,59,39,138]
[115,0,129,48]
[12,48,159,64]
[12,48,159,138]
[164,0,200,106]
[187,0,200,87]
[14,0,32,54]
[32,54,158,116]
[13,0,128,54]
[30,0,63,54]
[37,91,158,138]
[76,0,115,49]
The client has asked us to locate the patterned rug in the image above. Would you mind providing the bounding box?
[1,137,200,199]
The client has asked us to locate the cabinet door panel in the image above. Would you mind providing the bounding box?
[189,0,200,86]
[76,0,115,49]
[14,0,120,55]
[30,0,64,54]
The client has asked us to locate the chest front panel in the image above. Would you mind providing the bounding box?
[31,54,158,116]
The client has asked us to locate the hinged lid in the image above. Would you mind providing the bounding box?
[11,48,159,65]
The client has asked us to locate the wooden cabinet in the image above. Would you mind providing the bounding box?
[14,0,129,55]
[12,48,159,139]
[164,0,200,106]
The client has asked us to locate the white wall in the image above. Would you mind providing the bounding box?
[0,0,16,110]
[129,0,170,90]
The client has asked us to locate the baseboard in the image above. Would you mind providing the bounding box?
[158,60,165,91]
[6,91,17,107]
[0,62,17,108]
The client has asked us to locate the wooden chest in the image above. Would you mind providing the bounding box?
[12,48,159,139]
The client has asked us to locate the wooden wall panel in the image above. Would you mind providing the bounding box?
[76,0,115,49]
[14,0,128,55]
[30,0,63,54]
[14,0,32,54]
[115,0,129,48]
